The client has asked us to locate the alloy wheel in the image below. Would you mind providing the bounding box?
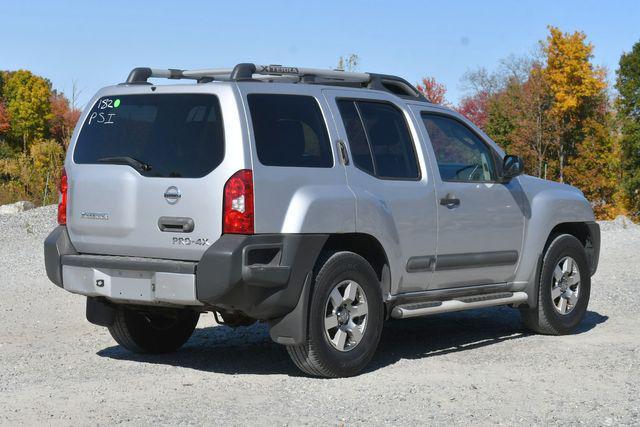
[551,256,581,315]
[324,280,369,352]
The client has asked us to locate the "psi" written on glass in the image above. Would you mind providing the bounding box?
[88,98,120,125]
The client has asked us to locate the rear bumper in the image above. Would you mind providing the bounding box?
[62,262,201,306]
[44,226,327,318]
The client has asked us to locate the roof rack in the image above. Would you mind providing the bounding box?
[123,63,426,101]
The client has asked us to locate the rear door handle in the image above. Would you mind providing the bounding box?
[439,194,460,208]
[337,140,350,165]
[158,216,195,233]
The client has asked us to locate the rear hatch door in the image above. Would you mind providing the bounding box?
[67,87,242,261]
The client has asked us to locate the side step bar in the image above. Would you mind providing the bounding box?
[391,292,528,319]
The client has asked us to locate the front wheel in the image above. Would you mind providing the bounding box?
[286,252,384,378]
[108,306,200,354]
[521,234,591,335]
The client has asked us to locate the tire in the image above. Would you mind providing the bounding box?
[108,306,200,354]
[521,234,591,335]
[286,251,384,378]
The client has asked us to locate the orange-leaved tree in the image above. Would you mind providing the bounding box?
[49,91,81,147]
[0,101,10,135]
[417,76,448,105]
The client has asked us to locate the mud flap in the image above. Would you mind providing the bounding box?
[267,272,313,345]
[86,297,116,327]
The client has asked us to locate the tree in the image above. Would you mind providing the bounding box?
[336,54,360,72]
[0,138,64,205]
[564,118,623,218]
[456,28,620,218]
[416,76,448,105]
[0,102,9,135]
[457,91,490,129]
[28,139,65,205]
[616,40,640,218]
[460,55,537,138]
[49,91,81,146]
[511,66,559,178]
[482,67,558,178]
[542,26,607,182]
[0,70,78,206]
[485,91,516,152]
[2,70,53,152]
[462,67,502,96]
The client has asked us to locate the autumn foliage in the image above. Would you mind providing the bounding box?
[457,91,490,130]
[49,92,81,146]
[416,77,448,105]
[420,26,630,219]
[0,70,80,205]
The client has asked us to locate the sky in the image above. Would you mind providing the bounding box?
[1,0,639,109]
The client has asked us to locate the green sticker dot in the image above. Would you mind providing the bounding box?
[114,99,121,108]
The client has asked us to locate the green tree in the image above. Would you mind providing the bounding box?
[564,118,623,219]
[485,93,515,151]
[616,40,640,219]
[2,70,53,152]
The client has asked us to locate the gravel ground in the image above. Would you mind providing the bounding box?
[0,206,638,425]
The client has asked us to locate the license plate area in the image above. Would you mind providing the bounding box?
[61,265,201,305]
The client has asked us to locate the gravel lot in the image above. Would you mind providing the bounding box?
[1,206,638,425]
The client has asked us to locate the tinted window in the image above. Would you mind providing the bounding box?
[336,100,374,175]
[74,94,224,178]
[248,94,333,168]
[338,100,419,180]
[422,114,497,182]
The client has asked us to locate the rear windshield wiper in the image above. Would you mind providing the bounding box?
[98,156,152,172]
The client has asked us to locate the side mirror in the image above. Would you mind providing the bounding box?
[502,155,524,181]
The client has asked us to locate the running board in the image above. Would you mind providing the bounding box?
[391,292,528,319]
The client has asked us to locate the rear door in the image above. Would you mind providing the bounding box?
[67,84,247,261]
[323,89,438,295]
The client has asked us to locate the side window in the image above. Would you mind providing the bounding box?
[336,100,375,175]
[421,114,497,182]
[337,99,419,180]
[247,94,333,168]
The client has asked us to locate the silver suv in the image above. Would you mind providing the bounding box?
[45,63,600,377]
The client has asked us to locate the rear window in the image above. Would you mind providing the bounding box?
[74,94,224,178]
[247,94,333,168]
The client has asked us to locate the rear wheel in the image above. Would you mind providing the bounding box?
[108,306,199,354]
[286,252,384,378]
[521,234,591,335]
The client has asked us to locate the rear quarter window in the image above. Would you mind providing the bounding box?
[247,94,333,168]
[74,94,224,178]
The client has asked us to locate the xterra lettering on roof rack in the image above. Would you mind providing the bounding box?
[122,63,427,101]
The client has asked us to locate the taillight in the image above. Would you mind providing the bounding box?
[57,168,68,225]
[223,169,254,234]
